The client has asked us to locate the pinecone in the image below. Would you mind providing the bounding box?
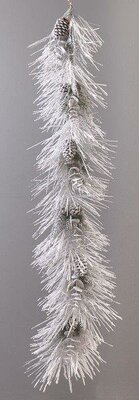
[74,256,87,277]
[63,139,77,164]
[54,17,70,41]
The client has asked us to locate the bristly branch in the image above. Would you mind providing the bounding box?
[26,5,120,392]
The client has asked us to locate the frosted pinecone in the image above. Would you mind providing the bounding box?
[63,139,78,164]
[54,17,70,41]
[74,256,88,277]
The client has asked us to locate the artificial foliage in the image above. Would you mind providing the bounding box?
[26,2,120,392]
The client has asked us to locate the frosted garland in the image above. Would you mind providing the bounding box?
[26,4,120,392]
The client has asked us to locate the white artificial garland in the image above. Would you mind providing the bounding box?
[26,4,120,392]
